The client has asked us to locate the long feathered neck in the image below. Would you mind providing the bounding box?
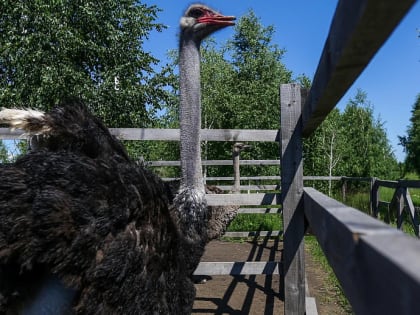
[179,32,204,193]
[174,30,208,249]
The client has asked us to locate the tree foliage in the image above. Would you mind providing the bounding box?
[201,11,292,178]
[400,94,420,174]
[0,0,173,128]
[304,89,398,185]
[0,141,7,163]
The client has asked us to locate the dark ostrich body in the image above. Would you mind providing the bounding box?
[0,4,234,315]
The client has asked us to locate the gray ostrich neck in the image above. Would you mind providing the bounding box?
[179,34,204,193]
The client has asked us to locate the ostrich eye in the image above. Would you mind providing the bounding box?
[189,8,204,19]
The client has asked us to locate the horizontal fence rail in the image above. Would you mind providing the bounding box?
[304,187,420,314]
[0,128,280,142]
[149,160,280,167]
[215,185,280,191]
[371,178,420,237]
[206,193,280,206]
[194,261,281,276]
[162,176,342,182]
[222,231,282,238]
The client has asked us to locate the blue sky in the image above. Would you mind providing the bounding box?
[142,1,420,162]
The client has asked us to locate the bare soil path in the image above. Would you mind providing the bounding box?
[192,239,348,315]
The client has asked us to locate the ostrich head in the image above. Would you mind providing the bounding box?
[180,4,235,41]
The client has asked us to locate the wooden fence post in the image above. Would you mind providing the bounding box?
[369,177,376,216]
[371,178,379,218]
[402,188,420,237]
[341,177,347,202]
[280,83,305,314]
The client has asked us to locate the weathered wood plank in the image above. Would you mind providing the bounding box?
[402,189,419,237]
[304,187,420,314]
[205,193,280,206]
[0,128,25,140]
[223,230,282,238]
[215,185,280,191]
[148,159,280,167]
[355,233,420,314]
[397,180,420,189]
[0,127,279,142]
[304,176,341,181]
[194,261,280,276]
[110,128,280,142]
[375,179,398,188]
[238,207,282,214]
[161,176,282,182]
[205,176,281,181]
[305,297,319,315]
[341,176,372,182]
[302,0,416,136]
[280,84,306,314]
[163,176,342,182]
[371,179,380,218]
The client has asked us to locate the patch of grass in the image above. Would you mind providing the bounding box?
[305,236,352,314]
[336,186,420,237]
[227,213,283,232]
[335,191,370,213]
[403,172,420,180]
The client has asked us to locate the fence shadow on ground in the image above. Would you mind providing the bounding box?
[192,236,283,315]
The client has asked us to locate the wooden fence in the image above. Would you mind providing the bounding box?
[280,1,419,314]
[371,179,420,236]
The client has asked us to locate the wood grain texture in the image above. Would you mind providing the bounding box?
[148,159,280,167]
[223,230,282,238]
[110,128,280,142]
[194,261,280,276]
[304,187,420,314]
[280,84,306,314]
[205,193,280,206]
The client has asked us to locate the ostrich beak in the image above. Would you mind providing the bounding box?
[198,13,236,27]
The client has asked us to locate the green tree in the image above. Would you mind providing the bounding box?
[304,108,344,195]
[0,0,173,128]
[340,90,397,178]
[305,89,398,183]
[0,141,8,163]
[203,11,292,178]
[227,10,292,130]
[400,94,420,174]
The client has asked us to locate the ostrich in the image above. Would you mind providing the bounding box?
[0,4,235,314]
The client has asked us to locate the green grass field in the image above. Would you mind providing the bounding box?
[227,213,282,232]
[305,236,352,313]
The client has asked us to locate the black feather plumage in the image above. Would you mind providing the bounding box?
[0,113,197,313]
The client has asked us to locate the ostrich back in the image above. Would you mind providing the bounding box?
[0,151,195,314]
[28,99,130,163]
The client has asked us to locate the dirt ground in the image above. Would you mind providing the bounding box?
[192,239,348,315]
